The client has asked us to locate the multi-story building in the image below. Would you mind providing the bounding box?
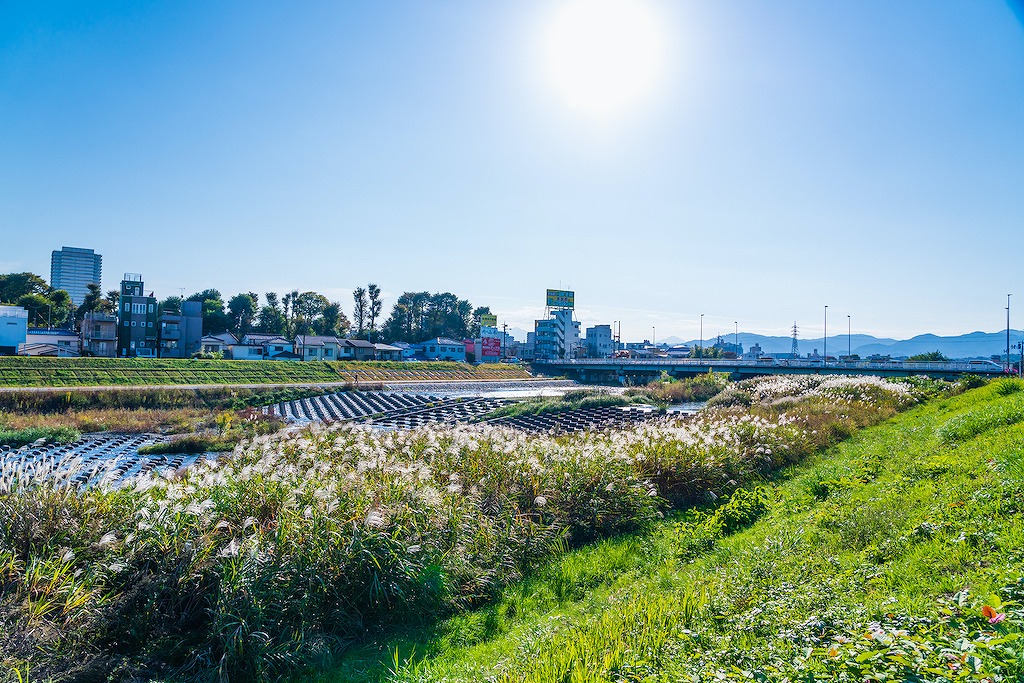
[584,324,614,358]
[157,301,203,358]
[116,274,158,357]
[0,305,29,356]
[21,328,80,356]
[81,311,118,357]
[534,309,580,361]
[50,246,102,309]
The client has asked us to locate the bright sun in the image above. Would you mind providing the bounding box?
[540,0,667,121]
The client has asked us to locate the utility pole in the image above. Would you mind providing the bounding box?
[502,323,507,360]
[699,313,704,359]
[847,315,851,360]
[824,305,828,366]
[1007,294,1012,373]
[734,321,738,357]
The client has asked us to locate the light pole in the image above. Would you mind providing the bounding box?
[699,313,704,359]
[1007,294,1012,373]
[652,326,656,347]
[847,315,851,361]
[734,321,738,357]
[823,305,828,366]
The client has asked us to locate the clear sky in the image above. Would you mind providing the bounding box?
[2,1,1022,342]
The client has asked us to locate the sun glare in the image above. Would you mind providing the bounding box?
[540,0,667,121]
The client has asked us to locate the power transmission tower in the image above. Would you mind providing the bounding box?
[790,322,800,358]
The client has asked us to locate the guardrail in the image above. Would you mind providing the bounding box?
[536,358,1009,373]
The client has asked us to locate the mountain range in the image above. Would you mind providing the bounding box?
[656,330,1024,360]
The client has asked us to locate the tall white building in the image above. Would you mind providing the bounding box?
[50,246,102,308]
[585,324,614,358]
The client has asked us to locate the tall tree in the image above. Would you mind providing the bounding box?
[186,289,230,335]
[104,290,120,310]
[227,292,259,337]
[256,291,286,335]
[367,283,383,342]
[316,302,350,337]
[76,283,106,320]
[352,287,368,338]
[293,291,329,336]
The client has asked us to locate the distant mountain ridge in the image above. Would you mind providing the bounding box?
[655,330,1024,360]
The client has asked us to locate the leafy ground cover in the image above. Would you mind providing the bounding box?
[340,378,1024,683]
[0,426,80,449]
[0,374,935,682]
[0,358,531,388]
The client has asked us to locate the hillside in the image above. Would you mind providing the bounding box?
[329,379,1024,682]
[0,357,531,388]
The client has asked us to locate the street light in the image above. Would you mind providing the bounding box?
[699,313,704,359]
[734,321,738,358]
[824,305,828,367]
[847,315,851,360]
[1007,294,1012,373]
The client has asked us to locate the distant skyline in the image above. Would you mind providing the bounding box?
[2,1,1023,341]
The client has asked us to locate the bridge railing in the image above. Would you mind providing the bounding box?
[535,358,1007,374]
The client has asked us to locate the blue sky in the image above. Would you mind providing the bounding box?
[2,1,1022,342]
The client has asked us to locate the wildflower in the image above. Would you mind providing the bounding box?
[982,605,1006,624]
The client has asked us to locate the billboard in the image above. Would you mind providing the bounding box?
[482,337,501,357]
[546,289,575,309]
[479,313,498,328]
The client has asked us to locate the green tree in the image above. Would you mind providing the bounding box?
[186,289,231,335]
[367,283,383,342]
[227,292,259,337]
[907,350,948,362]
[352,287,368,338]
[158,296,182,315]
[316,302,350,337]
[0,272,49,303]
[293,291,329,336]
[76,283,106,321]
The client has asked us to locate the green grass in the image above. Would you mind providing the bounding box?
[0,375,956,682]
[479,389,643,420]
[0,357,532,388]
[0,426,80,448]
[321,378,1024,683]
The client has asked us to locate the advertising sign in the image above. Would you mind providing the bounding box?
[481,337,501,357]
[479,313,498,328]
[546,289,575,309]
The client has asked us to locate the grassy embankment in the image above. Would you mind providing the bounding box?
[0,357,531,389]
[331,377,1024,683]
[0,386,338,454]
[0,374,941,682]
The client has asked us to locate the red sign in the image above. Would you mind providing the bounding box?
[482,337,501,357]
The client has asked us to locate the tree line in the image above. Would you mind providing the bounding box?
[0,272,492,344]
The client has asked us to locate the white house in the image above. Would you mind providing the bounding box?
[416,337,467,362]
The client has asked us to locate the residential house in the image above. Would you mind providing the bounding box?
[157,301,203,358]
[0,305,28,356]
[116,274,158,358]
[373,343,402,361]
[340,338,377,361]
[81,311,117,357]
[235,333,297,360]
[295,335,342,361]
[200,332,238,356]
[20,328,80,356]
[415,337,467,362]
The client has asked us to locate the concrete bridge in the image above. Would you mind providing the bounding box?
[532,358,1011,385]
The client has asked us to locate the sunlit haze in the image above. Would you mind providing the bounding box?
[540,0,667,120]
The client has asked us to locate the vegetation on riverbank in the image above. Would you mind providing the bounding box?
[333,377,1024,683]
[0,425,80,449]
[0,357,531,389]
[0,374,938,682]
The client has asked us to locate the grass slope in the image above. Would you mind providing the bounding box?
[334,379,1024,682]
[0,357,530,388]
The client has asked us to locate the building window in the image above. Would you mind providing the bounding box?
[148,322,153,327]
[124,302,130,312]
[148,304,154,313]
[324,348,333,357]
[131,321,136,327]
